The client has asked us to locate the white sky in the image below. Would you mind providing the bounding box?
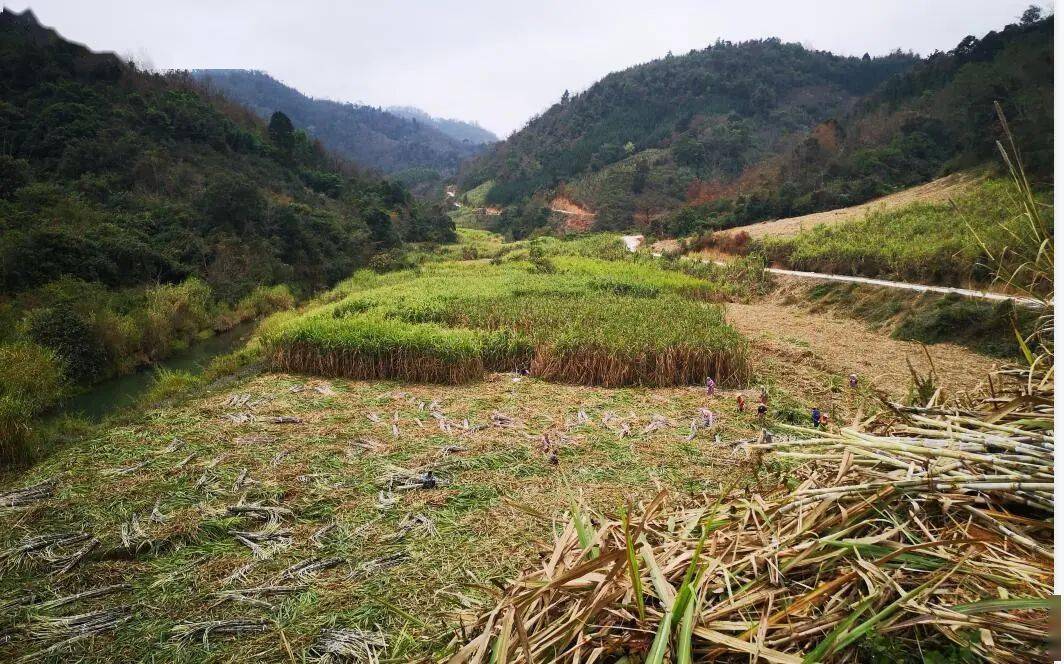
[4,0,1053,136]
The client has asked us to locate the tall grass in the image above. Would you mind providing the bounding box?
[970,103,1054,372]
[269,315,488,383]
[263,258,751,387]
[0,342,65,462]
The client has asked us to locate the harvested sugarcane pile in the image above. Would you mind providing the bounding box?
[446,367,1054,663]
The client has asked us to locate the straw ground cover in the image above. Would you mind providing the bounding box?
[264,256,753,388]
[0,227,1016,662]
[0,365,813,662]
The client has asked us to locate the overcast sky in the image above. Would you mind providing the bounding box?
[5,1,1053,136]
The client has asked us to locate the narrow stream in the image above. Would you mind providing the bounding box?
[56,322,255,421]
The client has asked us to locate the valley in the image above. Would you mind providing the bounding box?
[0,4,1054,663]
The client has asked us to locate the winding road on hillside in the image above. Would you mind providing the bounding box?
[758,266,1044,307]
[621,235,1046,308]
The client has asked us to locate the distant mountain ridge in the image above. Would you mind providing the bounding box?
[387,105,497,145]
[192,69,487,175]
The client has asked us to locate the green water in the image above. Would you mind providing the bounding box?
[57,323,255,421]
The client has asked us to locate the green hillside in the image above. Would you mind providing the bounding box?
[0,8,454,449]
[653,14,1054,237]
[459,38,917,209]
[461,13,1052,241]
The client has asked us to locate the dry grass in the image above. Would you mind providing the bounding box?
[718,172,982,242]
[724,297,1001,399]
[451,366,1053,662]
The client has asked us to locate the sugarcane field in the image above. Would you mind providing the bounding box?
[0,4,1058,662]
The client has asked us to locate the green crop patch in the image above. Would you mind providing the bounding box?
[263,257,751,387]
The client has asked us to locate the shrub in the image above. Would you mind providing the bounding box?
[139,278,214,358]
[528,256,557,274]
[92,309,142,374]
[715,230,751,254]
[0,155,31,198]
[139,368,203,407]
[24,305,108,382]
[235,284,296,321]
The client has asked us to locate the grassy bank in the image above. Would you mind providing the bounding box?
[795,281,1040,358]
[0,279,294,463]
[756,177,1053,290]
[264,255,752,388]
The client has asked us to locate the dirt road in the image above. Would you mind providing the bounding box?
[725,299,999,400]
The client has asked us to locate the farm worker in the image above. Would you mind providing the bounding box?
[757,403,768,420]
[736,394,746,412]
[811,407,821,428]
[848,373,858,389]
[705,376,716,397]
[819,412,830,428]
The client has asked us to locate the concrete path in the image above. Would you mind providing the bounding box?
[619,235,1045,308]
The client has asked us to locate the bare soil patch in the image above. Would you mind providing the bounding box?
[550,196,596,232]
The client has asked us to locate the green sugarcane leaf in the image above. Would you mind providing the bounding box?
[803,595,875,663]
[645,609,673,664]
[571,501,598,559]
[1014,322,1035,366]
[676,589,697,664]
[623,507,646,621]
[833,575,942,653]
[953,597,1055,614]
[673,583,694,628]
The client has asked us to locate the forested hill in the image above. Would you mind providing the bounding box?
[387,105,498,145]
[459,39,919,208]
[193,69,487,176]
[0,8,454,389]
[664,11,1057,239]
